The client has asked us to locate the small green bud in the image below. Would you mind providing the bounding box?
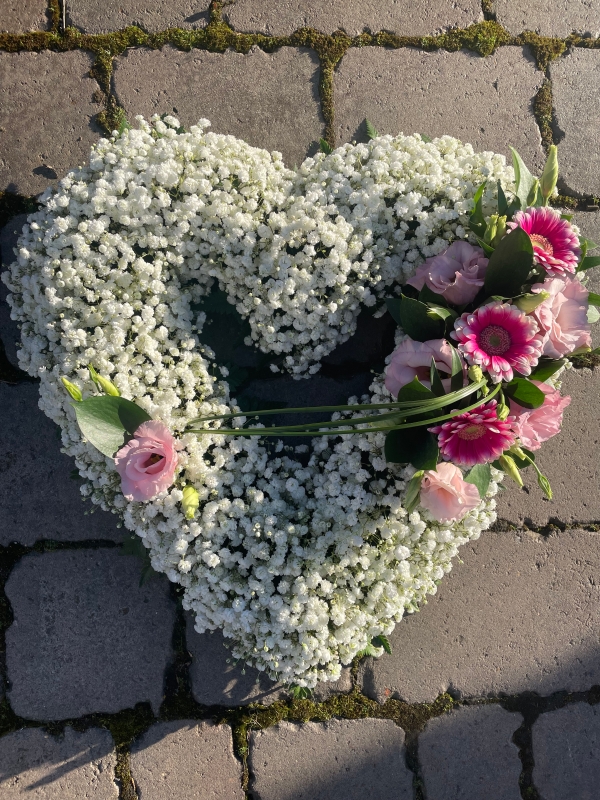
[537,472,553,500]
[514,291,550,313]
[61,377,82,402]
[497,403,511,421]
[509,445,528,461]
[540,145,559,204]
[182,485,200,520]
[467,365,483,383]
[483,214,498,245]
[96,374,120,396]
[499,455,524,487]
[88,364,100,387]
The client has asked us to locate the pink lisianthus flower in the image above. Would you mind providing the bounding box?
[507,207,580,277]
[429,400,516,467]
[384,338,464,396]
[115,420,178,501]
[509,380,571,452]
[452,301,543,383]
[419,462,481,523]
[406,241,488,305]
[531,275,592,358]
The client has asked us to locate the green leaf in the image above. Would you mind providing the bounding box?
[509,147,537,211]
[469,181,487,238]
[419,284,447,306]
[73,396,152,457]
[396,377,436,404]
[497,181,509,216]
[560,213,573,222]
[530,358,567,382]
[450,347,464,393]
[420,133,432,143]
[384,427,439,470]
[365,119,379,140]
[426,304,457,323]
[319,138,333,154]
[503,377,546,409]
[588,305,600,324]
[371,635,392,655]
[288,684,313,699]
[578,255,600,272]
[403,470,424,513]
[398,295,445,341]
[588,291,600,307]
[463,463,491,499]
[385,297,403,326]
[580,236,599,251]
[483,225,533,298]
[526,177,543,208]
[537,472,553,500]
[429,358,445,397]
[476,236,495,256]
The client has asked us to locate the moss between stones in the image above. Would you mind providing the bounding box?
[533,79,554,150]
[515,32,566,70]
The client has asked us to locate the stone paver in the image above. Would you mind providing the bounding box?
[359,530,600,703]
[419,705,523,800]
[532,703,600,800]
[497,0,600,38]
[551,50,600,197]
[112,45,324,168]
[224,0,482,36]
[186,615,352,706]
[496,367,600,525]
[335,47,545,172]
[1,214,28,369]
[130,720,244,800]
[68,0,209,34]
[0,51,103,196]
[0,727,118,798]
[0,384,124,545]
[0,0,48,33]
[5,550,176,720]
[249,719,413,800]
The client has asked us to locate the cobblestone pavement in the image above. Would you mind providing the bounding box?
[1,1,600,798]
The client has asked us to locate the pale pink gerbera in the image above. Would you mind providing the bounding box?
[508,207,580,277]
[429,400,516,467]
[452,302,543,383]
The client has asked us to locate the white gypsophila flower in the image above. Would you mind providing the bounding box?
[3,116,507,687]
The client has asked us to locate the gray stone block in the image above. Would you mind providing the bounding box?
[335,47,545,173]
[5,549,176,719]
[0,51,103,196]
[0,0,48,32]
[0,383,124,545]
[249,718,413,800]
[497,0,600,37]
[0,726,118,798]
[496,367,600,525]
[532,703,600,800]
[68,0,209,33]
[419,705,523,800]
[224,0,482,36]
[551,50,600,197]
[112,45,324,169]
[186,614,352,706]
[130,720,244,800]
[359,530,600,703]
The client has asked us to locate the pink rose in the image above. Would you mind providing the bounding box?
[406,241,488,305]
[419,462,481,523]
[115,420,178,501]
[385,338,463,397]
[531,275,592,358]
[509,380,571,451]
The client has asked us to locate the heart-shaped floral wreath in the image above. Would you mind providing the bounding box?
[4,116,597,689]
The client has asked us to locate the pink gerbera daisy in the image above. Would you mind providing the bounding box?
[429,400,516,467]
[452,302,543,383]
[507,207,580,277]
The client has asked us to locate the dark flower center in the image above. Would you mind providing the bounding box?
[530,233,553,255]
[457,424,487,441]
[479,324,512,355]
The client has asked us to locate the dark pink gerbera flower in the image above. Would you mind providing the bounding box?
[452,302,543,383]
[429,400,516,467]
[507,207,580,277]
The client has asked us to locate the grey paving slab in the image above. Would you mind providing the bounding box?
[130,720,244,800]
[359,530,600,703]
[186,615,352,706]
[0,727,118,798]
[2,214,34,368]
[0,51,103,196]
[0,383,124,544]
[5,549,176,719]
[532,703,600,800]
[496,0,600,37]
[112,45,324,169]
[551,50,600,197]
[0,0,49,32]
[249,719,413,800]
[224,0,482,36]
[68,0,209,33]
[335,47,545,173]
[419,705,523,800]
[496,367,600,525]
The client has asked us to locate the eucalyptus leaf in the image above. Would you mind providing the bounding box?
[463,463,491,498]
[483,226,533,299]
[509,147,536,211]
[398,295,445,341]
[73,396,152,457]
[503,377,546,409]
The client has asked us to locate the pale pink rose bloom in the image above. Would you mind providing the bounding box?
[509,380,571,451]
[115,420,178,501]
[531,275,592,358]
[419,462,481,523]
[406,241,488,305]
[385,338,463,396]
